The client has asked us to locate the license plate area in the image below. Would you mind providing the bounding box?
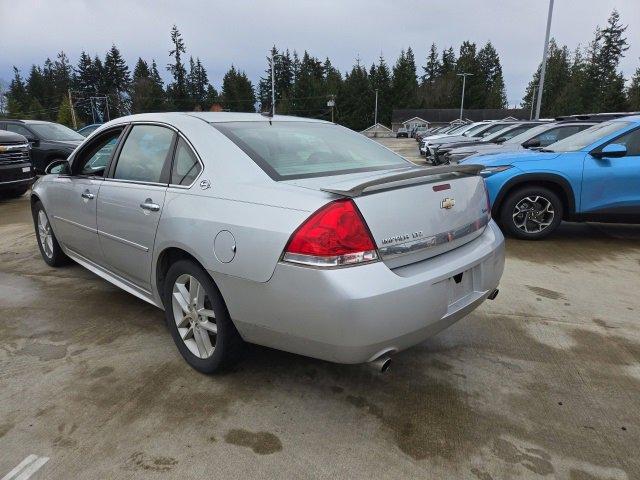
[22,167,31,173]
[447,268,474,306]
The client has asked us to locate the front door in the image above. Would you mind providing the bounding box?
[581,127,640,217]
[48,128,124,263]
[97,124,176,291]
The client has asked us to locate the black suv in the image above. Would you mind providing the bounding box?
[0,120,84,174]
[0,130,35,198]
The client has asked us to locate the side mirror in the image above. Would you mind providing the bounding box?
[494,137,507,144]
[522,138,541,149]
[592,143,627,159]
[45,159,71,175]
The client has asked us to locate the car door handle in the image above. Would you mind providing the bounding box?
[140,199,160,212]
[81,190,95,200]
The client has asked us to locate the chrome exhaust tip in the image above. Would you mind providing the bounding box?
[488,288,499,300]
[369,355,392,373]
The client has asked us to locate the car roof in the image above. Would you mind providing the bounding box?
[2,119,55,125]
[107,112,331,125]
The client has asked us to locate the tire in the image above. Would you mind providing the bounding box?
[498,186,563,240]
[32,200,70,267]
[162,259,244,373]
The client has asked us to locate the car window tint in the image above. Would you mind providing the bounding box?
[6,124,32,138]
[171,138,201,185]
[553,126,584,142]
[612,128,640,156]
[114,125,174,183]
[76,130,122,176]
[535,128,564,146]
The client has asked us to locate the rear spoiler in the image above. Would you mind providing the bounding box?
[320,164,484,197]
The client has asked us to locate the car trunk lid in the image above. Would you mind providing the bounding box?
[285,165,490,268]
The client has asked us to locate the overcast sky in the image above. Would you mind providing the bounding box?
[1,0,638,106]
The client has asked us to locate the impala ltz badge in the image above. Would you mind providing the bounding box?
[441,197,456,210]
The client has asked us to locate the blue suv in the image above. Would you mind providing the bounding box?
[462,116,640,239]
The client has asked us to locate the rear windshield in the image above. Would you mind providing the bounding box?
[212,121,409,180]
[545,121,631,152]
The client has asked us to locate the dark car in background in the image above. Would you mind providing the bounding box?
[0,119,84,174]
[0,130,35,198]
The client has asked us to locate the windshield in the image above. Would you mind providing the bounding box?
[213,122,410,180]
[484,124,535,142]
[505,124,554,144]
[545,121,631,152]
[30,123,84,141]
[459,124,486,137]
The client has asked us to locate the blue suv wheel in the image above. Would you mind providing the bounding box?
[498,186,564,239]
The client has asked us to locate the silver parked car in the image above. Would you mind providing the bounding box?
[31,113,505,373]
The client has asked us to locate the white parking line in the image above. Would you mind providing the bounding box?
[1,455,49,480]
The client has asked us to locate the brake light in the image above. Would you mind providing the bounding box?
[283,199,379,267]
[483,178,492,220]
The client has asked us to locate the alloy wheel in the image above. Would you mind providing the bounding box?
[512,195,555,234]
[171,274,217,359]
[37,210,54,258]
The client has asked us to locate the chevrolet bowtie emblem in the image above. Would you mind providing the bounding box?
[441,198,456,209]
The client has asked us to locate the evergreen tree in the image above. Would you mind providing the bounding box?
[628,63,640,110]
[25,65,46,114]
[104,45,131,117]
[56,95,74,127]
[338,60,372,130]
[7,67,28,116]
[455,41,484,110]
[221,66,255,112]
[391,48,418,108]
[131,58,167,113]
[188,57,210,110]
[258,47,294,113]
[167,25,189,109]
[421,43,441,84]
[293,51,325,116]
[369,55,392,125]
[476,42,507,108]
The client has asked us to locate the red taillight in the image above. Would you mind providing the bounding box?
[483,179,492,220]
[283,199,378,267]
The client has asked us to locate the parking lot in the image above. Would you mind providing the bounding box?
[1,139,640,479]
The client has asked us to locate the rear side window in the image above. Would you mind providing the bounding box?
[213,122,408,180]
[171,138,202,186]
[113,125,174,183]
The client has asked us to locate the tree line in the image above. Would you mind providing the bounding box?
[3,9,639,132]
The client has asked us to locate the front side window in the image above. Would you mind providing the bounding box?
[171,138,202,185]
[113,125,174,183]
[608,128,640,156]
[213,122,409,180]
[6,124,33,138]
[73,129,123,176]
[547,121,631,152]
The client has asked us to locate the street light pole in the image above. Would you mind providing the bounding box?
[529,85,538,120]
[535,0,555,120]
[271,52,275,116]
[457,73,473,120]
[374,89,378,125]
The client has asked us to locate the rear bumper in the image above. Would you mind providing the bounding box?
[216,221,505,364]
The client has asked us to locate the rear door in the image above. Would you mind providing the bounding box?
[581,127,640,216]
[97,123,176,290]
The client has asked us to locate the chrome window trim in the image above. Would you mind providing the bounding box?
[103,177,168,188]
[97,229,149,252]
[103,121,205,189]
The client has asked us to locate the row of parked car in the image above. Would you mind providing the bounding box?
[0,119,102,198]
[412,113,640,239]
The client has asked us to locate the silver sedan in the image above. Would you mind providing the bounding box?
[31,113,504,373]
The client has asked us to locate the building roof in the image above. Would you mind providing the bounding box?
[392,108,528,124]
[361,123,392,132]
[400,116,429,124]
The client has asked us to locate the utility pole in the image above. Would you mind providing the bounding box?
[535,0,554,120]
[374,89,379,125]
[271,52,275,116]
[68,89,77,129]
[457,73,473,120]
[327,96,336,123]
[529,85,538,120]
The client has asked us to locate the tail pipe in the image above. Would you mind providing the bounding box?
[488,288,499,300]
[368,355,392,373]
